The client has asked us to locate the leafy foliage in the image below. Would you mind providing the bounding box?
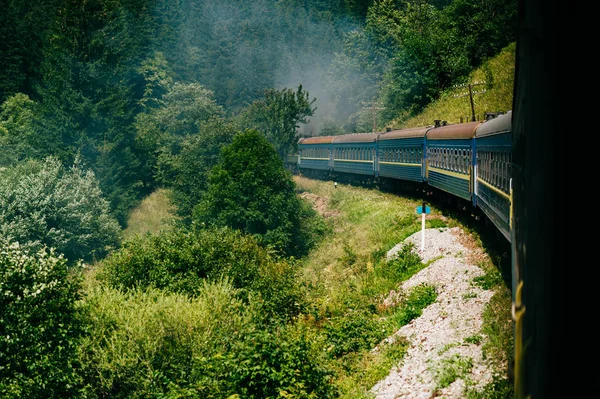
[0,238,85,398]
[193,129,326,258]
[79,283,337,399]
[0,93,39,165]
[323,308,385,358]
[135,82,225,188]
[0,156,121,264]
[98,226,304,322]
[168,117,238,223]
[240,85,316,160]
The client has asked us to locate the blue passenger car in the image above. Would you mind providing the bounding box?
[298,135,335,172]
[331,133,379,177]
[425,121,480,203]
[377,126,432,182]
[474,111,512,242]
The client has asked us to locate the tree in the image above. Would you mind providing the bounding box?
[135,82,225,187]
[193,129,326,258]
[0,156,121,264]
[0,93,38,165]
[241,85,316,160]
[0,239,85,398]
[169,117,238,223]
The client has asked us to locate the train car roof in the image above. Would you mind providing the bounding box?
[475,111,512,138]
[331,132,379,143]
[426,121,481,140]
[298,135,336,144]
[378,125,433,140]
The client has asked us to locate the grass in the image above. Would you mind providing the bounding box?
[122,188,179,241]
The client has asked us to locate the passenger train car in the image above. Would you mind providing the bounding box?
[297,111,513,242]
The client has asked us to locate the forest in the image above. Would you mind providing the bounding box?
[1,0,517,397]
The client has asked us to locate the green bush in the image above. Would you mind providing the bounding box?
[193,129,326,258]
[79,282,250,399]
[323,308,386,358]
[98,226,305,321]
[223,321,338,399]
[79,283,337,399]
[0,156,121,264]
[0,238,84,398]
[377,243,424,282]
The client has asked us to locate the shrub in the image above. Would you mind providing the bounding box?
[0,238,84,398]
[79,283,337,399]
[0,156,121,264]
[193,129,326,258]
[98,226,305,321]
[323,308,386,358]
[377,243,424,282]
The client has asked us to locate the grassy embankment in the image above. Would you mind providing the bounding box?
[394,42,515,129]
[121,188,179,240]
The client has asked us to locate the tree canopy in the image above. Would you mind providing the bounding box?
[0,156,121,264]
[193,129,325,258]
[241,85,317,160]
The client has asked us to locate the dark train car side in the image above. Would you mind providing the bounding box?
[475,111,512,242]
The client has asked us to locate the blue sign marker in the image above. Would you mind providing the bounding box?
[416,206,431,214]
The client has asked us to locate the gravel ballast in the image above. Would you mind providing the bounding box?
[370,226,507,398]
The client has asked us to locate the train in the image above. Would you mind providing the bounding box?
[295,110,513,242]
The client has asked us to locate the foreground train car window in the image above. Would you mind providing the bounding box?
[475,111,513,242]
[425,121,480,203]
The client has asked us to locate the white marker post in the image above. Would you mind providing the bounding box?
[416,202,430,252]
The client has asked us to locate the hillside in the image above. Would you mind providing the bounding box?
[393,42,516,129]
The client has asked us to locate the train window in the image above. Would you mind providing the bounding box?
[454,150,458,171]
[492,152,497,186]
[442,148,448,169]
[453,149,457,172]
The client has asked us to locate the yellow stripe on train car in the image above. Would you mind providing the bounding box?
[476,177,511,201]
[428,166,470,180]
